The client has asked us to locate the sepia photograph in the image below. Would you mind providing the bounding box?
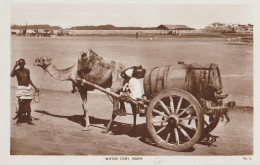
[1,0,259,164]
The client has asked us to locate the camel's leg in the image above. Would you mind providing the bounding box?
[102,97,119,133]
[102,64,124,133]
[78,86,90,131]
[102,113,117,133]
[82,99,90,131]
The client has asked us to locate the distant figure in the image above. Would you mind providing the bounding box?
[10,59,39,125]
[136,32,139,39]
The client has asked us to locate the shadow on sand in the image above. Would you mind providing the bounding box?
[35,110,219,151]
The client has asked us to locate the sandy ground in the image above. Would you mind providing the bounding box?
[9,37,253,156]
[10,87,253,155]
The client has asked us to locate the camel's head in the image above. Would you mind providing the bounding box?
[77,49,96,74]
[34,57,52,69]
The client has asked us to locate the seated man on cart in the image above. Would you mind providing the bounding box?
[120,66,146,115]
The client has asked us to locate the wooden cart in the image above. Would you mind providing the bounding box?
[78,63,235,151]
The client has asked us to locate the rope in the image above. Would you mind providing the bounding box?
[33,91,40,103]
[33,70,46,103]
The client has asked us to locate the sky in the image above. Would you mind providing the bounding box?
[11,3,254,29]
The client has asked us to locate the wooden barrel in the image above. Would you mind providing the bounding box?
[143,63,222,100]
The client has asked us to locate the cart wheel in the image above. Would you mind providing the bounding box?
[146,88,204,151]
[203,112,220,134]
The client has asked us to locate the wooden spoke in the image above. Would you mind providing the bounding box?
[178,126,191,140]
[159,100,171,116]
[169,96,174,113]
[152,119,167,124]
[179,116,197,121]
[176,97,183,113]
[156,125,167,135]
[178,104,192,116]
[152,109,168,118]
[166,132,171,142]
[179,122,196,131]
[161,117,165,126]
[204,120,209,126]
[174,128,180,145]
[188,118,192,125]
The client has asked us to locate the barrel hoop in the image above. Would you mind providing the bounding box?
[217,66,223,88]
[163,65,171,90]
[208,63,222,88]
[208,63,214,85]
[199,67,203,98]
[155,67,162,96]
[184,69,189,91]
[148,67,158,97]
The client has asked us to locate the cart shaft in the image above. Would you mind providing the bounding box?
[77,78,147,106]
[77,78,120,98]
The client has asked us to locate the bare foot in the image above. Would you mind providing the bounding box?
[101,129,110,134]
[82,126,90,131]
[71,89,77,93]
[27,121,35,125]
[15,122,22,127]
[13,115,19,120]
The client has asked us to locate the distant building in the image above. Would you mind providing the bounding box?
[156,24,195,35]
[10,24,64,36]
[26,29,36,35]
[247,24,254,31]
[204,22,253,33]
[209,22,225,27]
[10,29,20,35]
[237,24,253,32]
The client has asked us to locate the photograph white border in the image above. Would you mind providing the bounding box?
[1,0,259,164]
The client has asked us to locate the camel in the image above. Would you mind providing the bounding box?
[34,49,138,133]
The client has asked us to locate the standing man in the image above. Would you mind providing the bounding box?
[10,59,39,125]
